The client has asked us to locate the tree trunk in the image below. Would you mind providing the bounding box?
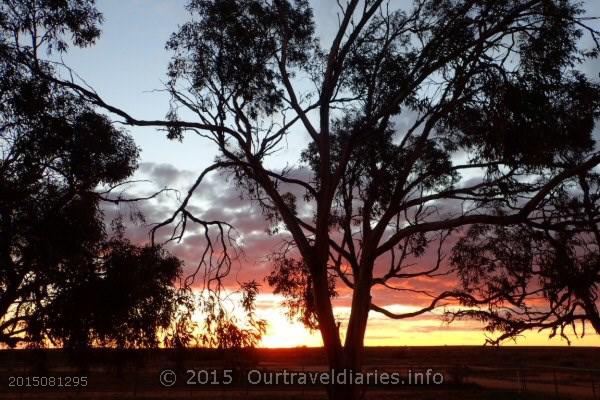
[344,267,372,370]
[309,259,360,400]
[327,381,362,400]
[311,261,344,363]
[323,349,366,400]
[315,257,373,400]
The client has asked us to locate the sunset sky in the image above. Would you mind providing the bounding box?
[57,0,600,347]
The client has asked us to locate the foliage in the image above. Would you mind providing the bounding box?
[450,172,600,344]
[198,281,267,349]
[158,0,600,364]
[17,3,600,397]
[32,232,183,349]
[267,254,336,330]
[0,0,187,348]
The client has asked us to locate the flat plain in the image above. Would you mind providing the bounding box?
[0,346,598,399]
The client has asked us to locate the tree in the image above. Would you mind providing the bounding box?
[0,0,185,348]
[198,280,267,349]
[23,0,600,398]
[450,170,600,344]
[34,229,183,349]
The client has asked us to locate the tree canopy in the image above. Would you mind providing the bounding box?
[0,0,184,349]
[6,1,600,398]
[451,172,600,344]
[154,0,600,362]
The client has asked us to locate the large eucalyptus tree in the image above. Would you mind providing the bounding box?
[19,0,600,398]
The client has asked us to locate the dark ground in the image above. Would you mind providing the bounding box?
[0,346,598,399]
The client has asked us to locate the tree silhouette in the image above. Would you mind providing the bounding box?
[16,0,600,399]
[199,280,267,349]
[0,0,185,349]
[33,228,183,349]
[450,171,600,344]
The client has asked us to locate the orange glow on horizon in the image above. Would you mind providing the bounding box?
[193,292,600,348]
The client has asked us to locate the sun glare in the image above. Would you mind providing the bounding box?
[257,308,323,348]
[190,290,600,348]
